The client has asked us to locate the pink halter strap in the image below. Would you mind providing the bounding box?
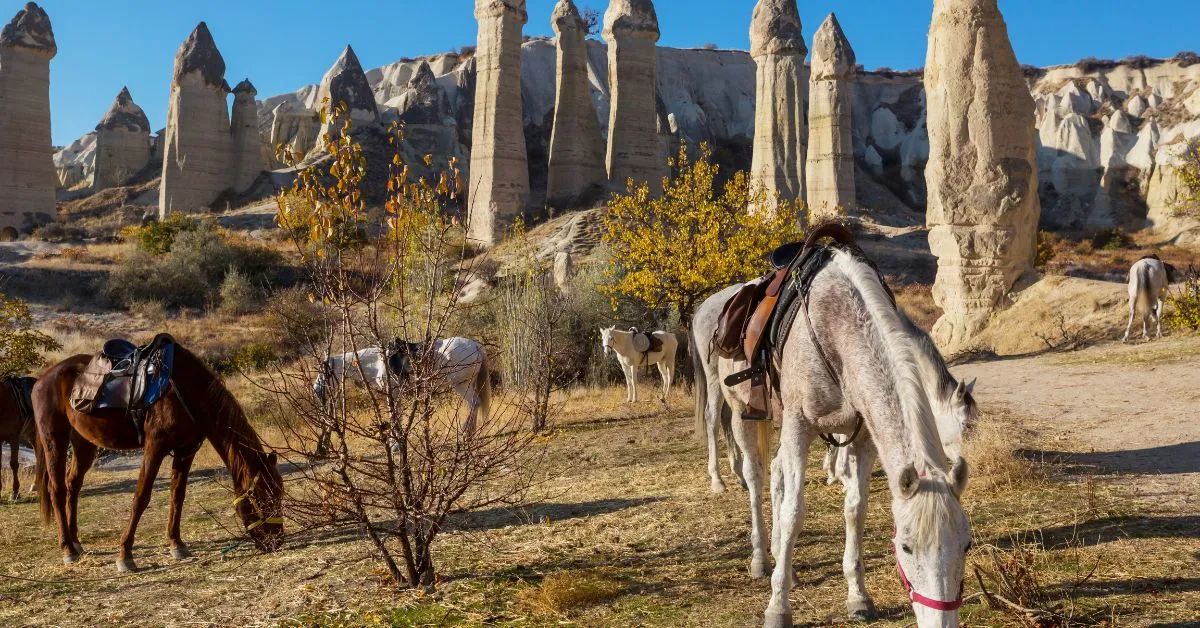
[892,532,964,612]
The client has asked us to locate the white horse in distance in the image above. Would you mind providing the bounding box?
[314,337,491,436]
[1123,256,1178,342]
[600,327,678,403]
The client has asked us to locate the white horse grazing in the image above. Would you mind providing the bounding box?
[693,280,977,622]
[1123,256,1177,342]
[711,251,970,628]
[600,327,678,403]
[314,337,491,436]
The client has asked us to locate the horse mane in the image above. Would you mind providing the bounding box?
[830,251,949,474]
[173,346,269,483]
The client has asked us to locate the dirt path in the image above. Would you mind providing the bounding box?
[952,335,1200,508]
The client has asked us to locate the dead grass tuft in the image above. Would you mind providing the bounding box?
[963,413,1044,492]
[518,571,625,616]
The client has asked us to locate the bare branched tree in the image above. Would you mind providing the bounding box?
[258,102,545,588]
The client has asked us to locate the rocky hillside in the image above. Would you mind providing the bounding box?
[56,42,1200,238]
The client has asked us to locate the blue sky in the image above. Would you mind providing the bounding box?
[31,0,1200,146]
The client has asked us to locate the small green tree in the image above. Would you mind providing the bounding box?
[600,142,806,326]
[0,293,60,376]
[1172,138,1200,219]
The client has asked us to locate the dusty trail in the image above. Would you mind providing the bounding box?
[953,335,1200,508]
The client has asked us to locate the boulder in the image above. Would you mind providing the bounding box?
[925,0,1040,350]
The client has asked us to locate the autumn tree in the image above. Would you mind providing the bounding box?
[1174,138,1200,219]
[600,143,806,327]
[0,293,60,376]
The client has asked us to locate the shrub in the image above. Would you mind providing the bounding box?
[1090,227,1134,251]
[1171,139,1200,219]
[1035,230,1059,267]
[0,293,61,375]
[123,212,200,255]
[60,247,89,263]
[127,299,167,322]
[218,268,259,315]
[1174,50,1200,68]
[264,288,327,349]
[234,342,279,372]
[1165,270,1200,331]
[519,572,624,616]
[32,222,86,243]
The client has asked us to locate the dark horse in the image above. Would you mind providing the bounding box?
[32,345,284,572]
[0,377,36,501]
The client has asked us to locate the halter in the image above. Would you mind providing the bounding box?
[892,532,964,612]
[232,472,284,532]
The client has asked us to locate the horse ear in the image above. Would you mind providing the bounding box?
[951,456,969,496]
[965,378,976,396]
[899,463,920,499]
[954,380,966,400]
[267,451,278,467]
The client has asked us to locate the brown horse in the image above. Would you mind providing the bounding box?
[32,344,284,572]
[0,377,37,501]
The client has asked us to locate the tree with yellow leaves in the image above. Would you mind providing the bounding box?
[601,143,806,326]
[1174,138,1200,219]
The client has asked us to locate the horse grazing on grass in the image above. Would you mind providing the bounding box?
[700,251,972,627]
[32,345,284,572]
[1123,255,1179,342]
[314,337,491,437]
[600,327,678,403]
[0,377,37,501]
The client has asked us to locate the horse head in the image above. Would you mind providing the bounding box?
[938,378,977,461]
[599,326,617,358]
[892,460,972,627]
[234,450,285,552]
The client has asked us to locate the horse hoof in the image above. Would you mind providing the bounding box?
[116,558,138,573]
[171,546,192,560]
[62,553,80,565]
[749,559,770,579]
[762,610,793,628]
[847,598,878,621]
[710,481,726,493]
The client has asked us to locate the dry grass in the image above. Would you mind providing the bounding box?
[518,571,625,616]
[894,281,941,332]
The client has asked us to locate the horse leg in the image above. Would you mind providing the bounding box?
[1,440,8,501]
[117,444,167,572]
[731,413,771,578]
[705,378,727,493]
[629,364,639,403]
[167,453,196,559]
[842,441,879,621]
[40,425,77,563]
[65,434,97,556]
[656,361,669,404]
[1156,298,1165,338]
[764,419,812,628]
[1122,297,1136,342]
[460,384,480,438]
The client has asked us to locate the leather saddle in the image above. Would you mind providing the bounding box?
[70,333,176,443]
[628,327,664,361]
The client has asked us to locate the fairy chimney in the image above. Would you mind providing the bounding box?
[159,22,233,217]
[0,2,57,235]
[94,87,151,189]
[805,13,856,222]
[467,0,531,247]
[925,0,1041,349]
[314,45,379,137]
[230,79,263,194]
[546,0,606,207]
[603,0,665,194]
[749,0,807,214]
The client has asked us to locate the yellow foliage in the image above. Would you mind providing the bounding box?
[1173,138,1200,219]
[600,143,806,322]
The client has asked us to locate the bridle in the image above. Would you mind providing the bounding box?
[232,472,284,532]
[892,531,964,612]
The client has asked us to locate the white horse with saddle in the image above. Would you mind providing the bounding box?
[314,336,491,436]
[600,326,678,403]
[693,225,974,627]
[1123,255,1178,342]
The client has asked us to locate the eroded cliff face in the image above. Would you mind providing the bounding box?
[55,42,1200,238]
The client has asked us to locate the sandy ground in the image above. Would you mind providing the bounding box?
[954,335,1200,509]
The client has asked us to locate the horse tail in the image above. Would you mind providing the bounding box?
[1135,262,1154,313]
[691,327,707,442]
[34,425,50,526]
[474,350,491,425]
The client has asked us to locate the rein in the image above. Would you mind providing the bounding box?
[232,472,283,532]
[892,529,964,612]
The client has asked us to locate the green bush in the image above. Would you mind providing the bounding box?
[107,218,283,309]
[219,268,259,315]
[1091,228,1134,251]
[264,288,328,348]
[235,342,279,372]
[124,213,201,255]
[1166,272,1200,331]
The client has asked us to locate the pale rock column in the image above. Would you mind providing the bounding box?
[603,0,665,194]
[230,79,263,194]
[805,13,856,222]
[546,0,606,207]
[467,0,530,247]
[749,0,807,214]
[0,2,57,235]
[159,22,233,217]
[94,87,151,190]
[925,0,1041,349]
